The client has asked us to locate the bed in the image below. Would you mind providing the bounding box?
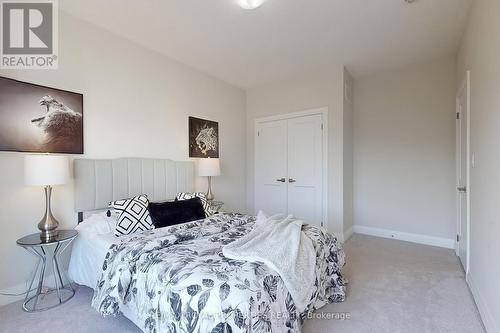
[69,158,346,333]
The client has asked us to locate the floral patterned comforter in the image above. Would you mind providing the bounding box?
[92,213,346,333]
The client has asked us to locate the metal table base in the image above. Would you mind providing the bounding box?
[20,236,76,312]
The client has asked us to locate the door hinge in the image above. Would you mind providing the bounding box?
[321,123,323,130]
[457,234,460,242]
[456,112,460,120]
[257,131,260,136]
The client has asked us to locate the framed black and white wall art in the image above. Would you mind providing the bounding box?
[0,76,84,154]
[188,116,219,158]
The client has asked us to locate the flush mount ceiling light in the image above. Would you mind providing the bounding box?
[238,0,265,10]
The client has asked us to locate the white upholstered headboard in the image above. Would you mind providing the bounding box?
[74,158,194,221]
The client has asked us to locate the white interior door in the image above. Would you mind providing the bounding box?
[456,72,470,272]
[255,112,324,226]
[255,119,288,216]
[287,114,323,225]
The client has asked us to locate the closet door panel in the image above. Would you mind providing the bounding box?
[287,114,323,225]
[255,120,288,215]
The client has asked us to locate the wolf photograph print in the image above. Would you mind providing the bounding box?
[0,77,83,154]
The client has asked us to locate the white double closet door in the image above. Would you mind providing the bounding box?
[255,113,324,226]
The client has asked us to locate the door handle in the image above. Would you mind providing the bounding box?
[289,178,296,183]
[457,186,467,193]
[276,178,286,183]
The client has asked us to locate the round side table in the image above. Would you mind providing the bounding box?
[209,201,224,213]
[16,230,78,312]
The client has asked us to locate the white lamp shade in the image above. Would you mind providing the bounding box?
[198,158,221,177]
[24,155,69,186]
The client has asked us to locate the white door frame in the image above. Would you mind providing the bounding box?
[254,107,329,227]
[456,71,471,274]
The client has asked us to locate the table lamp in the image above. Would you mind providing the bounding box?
[198,158,220,201]
[24,154,69,241]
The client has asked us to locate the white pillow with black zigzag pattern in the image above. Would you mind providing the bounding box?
[110,194,154,236]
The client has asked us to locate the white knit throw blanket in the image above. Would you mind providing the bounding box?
[222,212,316,312]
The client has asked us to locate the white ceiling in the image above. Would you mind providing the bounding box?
[61,0,472,88]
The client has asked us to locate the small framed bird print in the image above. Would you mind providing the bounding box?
[0,76,84,154]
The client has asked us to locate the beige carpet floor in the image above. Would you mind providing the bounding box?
[0,234,485,333]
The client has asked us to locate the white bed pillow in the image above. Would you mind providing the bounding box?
[76,211,116,235]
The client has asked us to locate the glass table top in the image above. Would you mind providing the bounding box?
[16,230,78,246]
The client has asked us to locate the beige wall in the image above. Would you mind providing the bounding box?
[458,0,500,331]
[0,12,246,302]
[353,57,457,241]
[246,67,349,236]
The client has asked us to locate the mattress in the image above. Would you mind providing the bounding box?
[68,229,117,289]
[68,226,143,328]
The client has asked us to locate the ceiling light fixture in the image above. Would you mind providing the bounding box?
[238,0,264,10]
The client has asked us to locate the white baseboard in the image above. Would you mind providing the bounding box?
[467,273,499,333]
[343,227,353,242]
[353,225,455,249]
[0,281,29,307]
[0,274,57,307]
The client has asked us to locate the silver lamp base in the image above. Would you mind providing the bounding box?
[38,186,60,241]
[206,176,215,201]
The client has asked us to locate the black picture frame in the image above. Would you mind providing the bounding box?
[189,116,219,158]
[0,76,84,154]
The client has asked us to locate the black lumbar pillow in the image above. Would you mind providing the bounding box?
[148,197,206,229]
